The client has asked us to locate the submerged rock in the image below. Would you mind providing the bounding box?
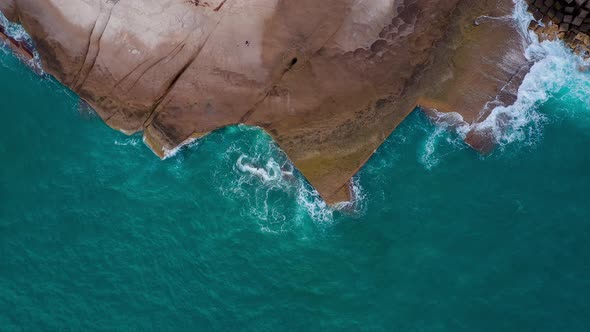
[0,0,531,204]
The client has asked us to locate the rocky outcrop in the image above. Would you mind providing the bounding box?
[0,0,531,204]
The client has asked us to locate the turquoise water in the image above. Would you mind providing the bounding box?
[2,14,590,332]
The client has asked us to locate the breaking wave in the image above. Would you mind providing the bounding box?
[478,0,590,148]
[419,111,470,169]
[214,126,364,230]
[0,11,43,74]
[421,0,590,164]
[162,137,200,160]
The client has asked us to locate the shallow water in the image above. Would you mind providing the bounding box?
[1,4,590,331]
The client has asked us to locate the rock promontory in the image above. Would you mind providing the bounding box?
[1,0,531,204]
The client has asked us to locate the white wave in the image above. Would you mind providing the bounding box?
[161,136,200,159]
[295,184,334,223]
[0,11,44,74]
[226,128,368,225]
[415,110,469,169]
[234,151,336,223]
[114,137,140,146]
[420,126,446,170]
[473,0,590,148]
[331,176,367,214]
[0,13,28,41]
[424,0,590,157]
[236,155,283,183]
[236,153,368,224]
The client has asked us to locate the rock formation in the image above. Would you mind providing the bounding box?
[0,0,531,204]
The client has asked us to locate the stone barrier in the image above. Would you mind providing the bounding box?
[527,0,590,56]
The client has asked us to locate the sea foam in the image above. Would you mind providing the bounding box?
[0,12,43,74]
[9,1,581,224]
[162,137,200,160]
[232,142,335,225]
[235,151,366,225]
[477,0,590,148]
[212,125,366,228]
[423,0,590,160]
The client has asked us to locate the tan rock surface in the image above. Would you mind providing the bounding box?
[1,0,531,204]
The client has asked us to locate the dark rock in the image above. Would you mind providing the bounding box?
[560,22,571,31]
[465,127,496,155]
[556,12,564,22]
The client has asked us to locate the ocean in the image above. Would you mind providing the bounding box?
[1,3,590,331]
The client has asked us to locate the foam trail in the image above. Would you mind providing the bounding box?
[236,155,283,183]
[420,126,446,170]
[221,126,367,225]
[114,137,141,147]
[235,150,336,223]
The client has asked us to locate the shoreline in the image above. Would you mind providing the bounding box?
[0,0,536,205]
[0,23,34,62]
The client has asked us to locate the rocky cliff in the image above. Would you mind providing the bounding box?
[0,0,530,204]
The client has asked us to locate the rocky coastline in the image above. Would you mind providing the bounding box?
[0,0,532,204]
